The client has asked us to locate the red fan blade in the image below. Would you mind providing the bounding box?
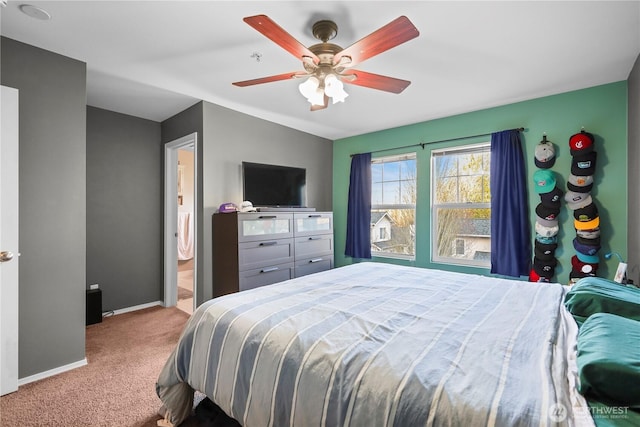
[233,71,308,87]
[341,70,411,94]
[244,15,320,65]
[333,16,419,67]
[310,94,329,111]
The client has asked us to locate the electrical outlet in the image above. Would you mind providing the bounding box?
[89,284,99,290]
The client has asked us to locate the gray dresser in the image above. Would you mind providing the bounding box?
[212,211,333,297]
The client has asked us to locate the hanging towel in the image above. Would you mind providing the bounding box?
[177,211,194,260]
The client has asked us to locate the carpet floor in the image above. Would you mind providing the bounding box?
[0,305,229,427]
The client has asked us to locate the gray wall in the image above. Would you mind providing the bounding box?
[628,53,640,284]
[162,101,333,304]
[1,37,87,378]
[201,102,333,302]
[87,107,163,311]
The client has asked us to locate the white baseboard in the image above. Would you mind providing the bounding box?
[110,300,162,316]
[16,301,164,387]
[18,358,88,386]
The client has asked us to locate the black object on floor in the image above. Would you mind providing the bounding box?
[192,398,242,427]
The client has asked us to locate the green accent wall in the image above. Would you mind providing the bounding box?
[333,82,628,285]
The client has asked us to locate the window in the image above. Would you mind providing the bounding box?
[371,153,416,259]
[380,227,388,240]
[431,143,491,267]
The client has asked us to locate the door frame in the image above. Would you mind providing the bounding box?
[1,86,20,395]
[164,133,198,310]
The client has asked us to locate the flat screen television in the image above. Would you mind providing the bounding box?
[242,162,307,207]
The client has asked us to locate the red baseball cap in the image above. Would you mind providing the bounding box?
[569,131,594,155]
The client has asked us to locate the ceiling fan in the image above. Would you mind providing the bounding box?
[232,14,419,111]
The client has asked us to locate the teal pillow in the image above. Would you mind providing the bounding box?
[577,313,640,407]
[565,277,640,325]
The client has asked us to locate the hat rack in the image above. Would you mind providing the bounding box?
[530,133,561,282]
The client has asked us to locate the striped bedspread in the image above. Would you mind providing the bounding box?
[157,262,594,426]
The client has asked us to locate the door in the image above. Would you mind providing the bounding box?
[1,86,20,395]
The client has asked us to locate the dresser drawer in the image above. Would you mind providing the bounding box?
[294,256,333,278]
[294,234,333,259]
[239,262,294,291]
[238,213,293,242]
[238,238,294,271]
[293,212,333,237]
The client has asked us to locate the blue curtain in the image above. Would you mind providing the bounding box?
[345,153,372,259]
[490,130,531,277]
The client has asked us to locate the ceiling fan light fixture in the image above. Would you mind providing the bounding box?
[324,74,349,103]
[234,15,419,111]
[308,88,326,106]
[299,76,325,105]
[298,76,319,99]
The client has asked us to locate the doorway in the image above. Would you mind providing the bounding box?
[164,133,197,315]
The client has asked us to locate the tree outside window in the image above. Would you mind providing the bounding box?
[432,143,491,267]
[371,153,417,259]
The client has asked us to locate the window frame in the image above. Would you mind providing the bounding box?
[430,142,491,268]
[371,152,417,261]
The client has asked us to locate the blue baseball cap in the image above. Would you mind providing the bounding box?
[575,251,599,264]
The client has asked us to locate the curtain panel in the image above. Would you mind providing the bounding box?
[490,130,531,277]
[345,153,372,259]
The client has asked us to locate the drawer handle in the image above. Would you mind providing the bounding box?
[259,241,278,246]
[308,237,321,240]
[261,267,279,273]
[307,214,321,218]
[258,215,277,219]
[309,258,323,263]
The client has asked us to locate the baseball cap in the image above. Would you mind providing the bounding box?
[576,234,601,246]
[571,255,599,275]
[572,237,601,256]
[571,151,597,176]
[576,227,600,239]
[534,246,556,261]
[535,203,560,227]
[540,186,564,208]
[570,269,596,280]
[533,170,556,194]
[534,139,556,169]
[240,200,257,212]
[567,194,593,211]
[535,221,559,237]
[565,191,590,205]
[569,131,594,155]
[567,174,594,193]
[533,256,557,278]
[529,268,550,283]
[575,251,599,265]
[574,216,600,230]
[574,203,598,222]
[534,240,558,255]
[218,202,238,213]
[535,233,558,245]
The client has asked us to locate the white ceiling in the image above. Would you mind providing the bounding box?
[1,1,639,140]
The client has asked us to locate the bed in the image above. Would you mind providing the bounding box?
[156,262,595,426]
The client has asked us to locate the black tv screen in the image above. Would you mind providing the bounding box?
[242,162,307,207]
